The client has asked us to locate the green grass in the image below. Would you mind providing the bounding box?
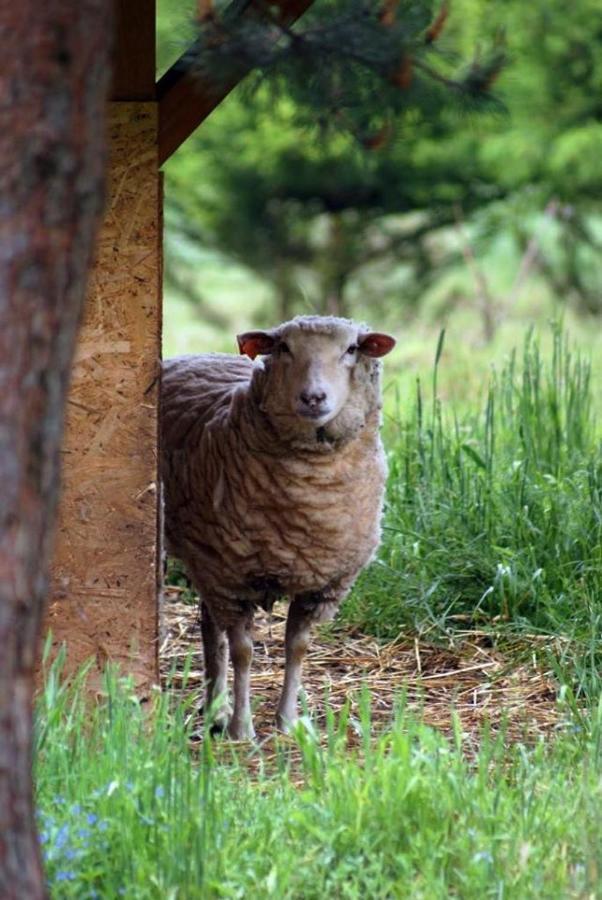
[343,325,602,698]
[36,655,602,899]
[163,317,602,693]
[37,320,601,897]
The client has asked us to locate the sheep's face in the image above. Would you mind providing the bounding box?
[238,317,395,441]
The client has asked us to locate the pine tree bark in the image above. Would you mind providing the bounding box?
[0,3,112,897]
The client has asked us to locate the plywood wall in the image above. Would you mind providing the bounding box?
[47,103,161,695]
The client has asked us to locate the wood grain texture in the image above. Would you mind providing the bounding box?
[47,103,161,695]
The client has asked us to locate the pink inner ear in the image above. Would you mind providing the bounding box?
[236,331,276,360]
[359,333,396,358]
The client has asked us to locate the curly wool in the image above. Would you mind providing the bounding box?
[161,319,388,631]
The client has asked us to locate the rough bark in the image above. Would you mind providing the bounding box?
[0,3,112,897]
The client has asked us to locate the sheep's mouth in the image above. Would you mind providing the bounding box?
[295,405,332,422]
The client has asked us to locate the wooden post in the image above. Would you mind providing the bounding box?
[47,104,161,692]
[47,2,161,693]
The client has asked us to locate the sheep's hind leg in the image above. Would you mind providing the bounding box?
[201,603,231,733]
[277,594,339,732]
[226,613,256,740]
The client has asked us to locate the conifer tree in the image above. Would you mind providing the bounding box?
[165,0,505,320]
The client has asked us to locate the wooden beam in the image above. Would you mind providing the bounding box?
[157,0,315,165]
[112,0,155,100]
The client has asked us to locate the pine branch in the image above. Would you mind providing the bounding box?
[188,0,506,140]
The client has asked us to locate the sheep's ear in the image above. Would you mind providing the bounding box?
[358,332,396,358]
[236,331,277,359]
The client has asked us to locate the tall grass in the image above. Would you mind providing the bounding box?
[35,326,602,897]
[344,327,602,693]
[35,655,602,899]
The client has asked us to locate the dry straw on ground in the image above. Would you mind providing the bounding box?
[161,588,563,763]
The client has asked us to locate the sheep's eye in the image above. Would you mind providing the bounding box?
[279,342,291,354]
[346,344,358,355]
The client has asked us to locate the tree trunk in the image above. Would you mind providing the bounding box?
[321,215,351,317]
[324,270,350,317]
[454,206,496,344]
[0,4,112,897]
[274,266,299,321]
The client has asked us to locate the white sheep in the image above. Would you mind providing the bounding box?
[161,315,395,738]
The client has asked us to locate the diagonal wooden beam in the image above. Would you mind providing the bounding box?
[157,0,315,165]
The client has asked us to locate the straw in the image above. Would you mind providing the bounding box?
[161,588,563,760]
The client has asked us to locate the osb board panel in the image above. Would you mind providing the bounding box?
[47,103,161,695]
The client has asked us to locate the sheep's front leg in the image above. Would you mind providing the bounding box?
[277,594,339,732]
[226,614,255,740]
[201,603,231,732]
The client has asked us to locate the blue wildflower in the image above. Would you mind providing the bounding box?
[87,813,98,826]
[155,786,165,799]
[56,871,75,882]
[55,825,69,849]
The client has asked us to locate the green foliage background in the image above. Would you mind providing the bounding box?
[158,0,602,359]
[156,0,602,662]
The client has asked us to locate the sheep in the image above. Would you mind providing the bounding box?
[160,315,395,739]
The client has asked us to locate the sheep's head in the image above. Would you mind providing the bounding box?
[237,316,395,448]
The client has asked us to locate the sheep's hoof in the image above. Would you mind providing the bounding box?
[276,712,297,734]
[200,699,232,736]
[226,719,256,741]
[209,718,228,737]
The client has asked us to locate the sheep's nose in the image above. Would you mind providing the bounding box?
[299,389,327,409]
